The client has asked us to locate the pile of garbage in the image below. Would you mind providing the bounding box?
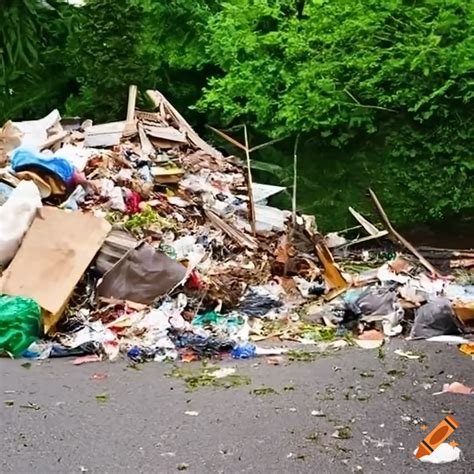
[0,88,472,363]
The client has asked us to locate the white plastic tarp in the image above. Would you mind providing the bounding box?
[12,109,61,148]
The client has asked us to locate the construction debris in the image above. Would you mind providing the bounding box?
[0,87,472,363]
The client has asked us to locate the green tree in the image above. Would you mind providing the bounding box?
[197,0,474,225]
[0,0,72,121]
[65,0,146,121]
[137,0,221,121]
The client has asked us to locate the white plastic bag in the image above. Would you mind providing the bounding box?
[0,180,42,266]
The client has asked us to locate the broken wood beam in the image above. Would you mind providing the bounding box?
[126,85,137,123]
[138,123,155,159]
[314,238,348,300]
[243,124,257,235]
[124,84,138,135]
[204,209,258,250]
[368,188,442,277]
[146,90,223,160]
[40,131,68,151]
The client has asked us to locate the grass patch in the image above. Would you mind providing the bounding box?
[300,324,336,342]
[167,365,251,392]
[95,393,109,403]
[387,369,406,378]
[288,350,318,362]
[377,346,385,360]
[252,387,278,396]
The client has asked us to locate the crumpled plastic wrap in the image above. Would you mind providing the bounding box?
[410,297,463,339]
[0,295,41,357]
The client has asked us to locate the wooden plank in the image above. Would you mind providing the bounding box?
[138,123,155,159]
[204,209,258,250]
[243,125,256,235]
[451,258,474,269]
[135,110,163,123]
[348,206,380,236]
[143,125,187,143]
[84,121,126,147]
[368,188,442,277]
[315,240,348,300]
[40,130,68,151]
[126,85,137,123]
[1,207,111,318]
[146,90,223,160]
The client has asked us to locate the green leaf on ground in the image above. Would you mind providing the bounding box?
[95,393,109,403]
[252,387,278,396]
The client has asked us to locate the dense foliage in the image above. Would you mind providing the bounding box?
[65,0,146,121]
[0,0,72,120]
[1,0,473,229]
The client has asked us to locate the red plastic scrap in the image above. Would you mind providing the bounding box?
[126,191,142,214]
[186,269,204,290]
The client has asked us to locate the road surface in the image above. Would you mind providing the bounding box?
[1,339,472,473]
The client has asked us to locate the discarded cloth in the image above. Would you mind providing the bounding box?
[238,285,283,317]
[169,331,234,357]
[11,147,76,185]
[22,341,102,359]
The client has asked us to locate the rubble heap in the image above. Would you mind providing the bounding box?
[0,88,472,362]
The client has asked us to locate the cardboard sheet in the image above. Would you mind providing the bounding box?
[1,207,111,318]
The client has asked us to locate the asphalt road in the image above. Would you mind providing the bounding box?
[1,340,472,474]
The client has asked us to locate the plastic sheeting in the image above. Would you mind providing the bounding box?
[97,243,187,305]
[0,180,42,266]
[410,297,464,339]
[0,295,41,356]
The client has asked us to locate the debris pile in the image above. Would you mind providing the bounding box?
[0,87,472,363]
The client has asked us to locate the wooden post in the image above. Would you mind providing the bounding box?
[243,124,257,235]
[126,85,137,123]
[368,188,441,277]
[292,135,300,227]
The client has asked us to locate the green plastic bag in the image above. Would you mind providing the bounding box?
[192,310,224,327]
[0,295,41,357]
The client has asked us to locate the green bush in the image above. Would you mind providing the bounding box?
[1,0,472,228]
[197,0,474,227]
